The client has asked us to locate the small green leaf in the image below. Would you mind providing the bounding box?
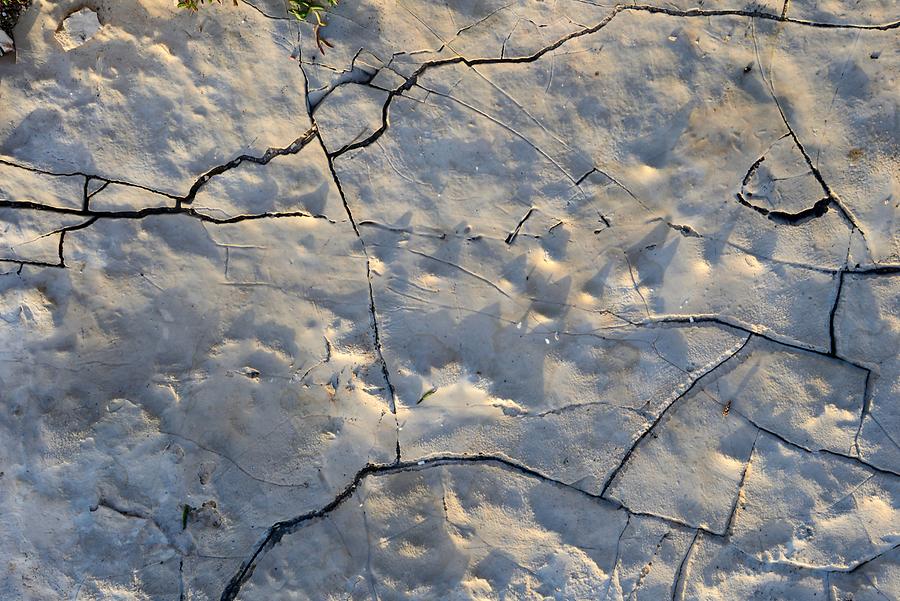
[417,388,437,405]
[182,504,193,530]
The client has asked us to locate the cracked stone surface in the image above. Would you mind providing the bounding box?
[0,1,898,599]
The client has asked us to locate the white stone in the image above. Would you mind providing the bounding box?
[55,7,102,51]
[0,30,13,56]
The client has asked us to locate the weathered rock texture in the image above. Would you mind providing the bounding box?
[0,1,898,599]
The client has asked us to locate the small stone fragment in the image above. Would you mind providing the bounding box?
[55,7,101,51]
[0,30,13,56]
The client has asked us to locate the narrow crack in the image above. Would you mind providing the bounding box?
[505,207,535,244]
[599,334,753,498]
[780,0,791,20]
[0,157,180,202]
[828,269,845,356]
[179,557,185,601]
[161,430,315,489]
[575,167,597,186]
[177,128,320,207]
[237,0,288,21]
[868,414,900,456]
[725,399,900,479]
[6,6,899,598]
[364,256,398,417]
[315,128,397,418]
[218,452,715,601]
[81,177,90,212]
[95,497,181,554]
[604,513,632,600]
[218,404,899,600]
[303,63,400,459]
[640,314,869,371]
[741,153,769,188]
[852,369,872,459]
[5,3,895,278]
[734,136,838,227]
[357,220,450,240]
[625,530,671,601]
[416,81,581,187]
[645,216,848,275]
[652,325,886,479]
[329,4,899,162]
[749,22,868,241]
[404,247,513,299]
[0,200,333,225]
[845,541,900,574]
[723,429,761,535]
[730,532,900,575]
[308,48,382,112]
[0,126,319,210]
[2,3,895,277]
[85,178,110,207]
[850,264,900,275]
[56,218,99,268]
[624,251,651,318]
[0,202,332,269]
[630,4,899,29]
[96,498,151,522]
[671,530,700,601]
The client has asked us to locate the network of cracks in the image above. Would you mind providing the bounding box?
[1,1,899,600]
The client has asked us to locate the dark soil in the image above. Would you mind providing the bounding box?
[1,0,31,35]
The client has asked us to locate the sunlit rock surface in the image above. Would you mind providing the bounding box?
[1,1,897,599]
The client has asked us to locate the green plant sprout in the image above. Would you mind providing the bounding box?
[181,504,194,530]
[178,0,340,53]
